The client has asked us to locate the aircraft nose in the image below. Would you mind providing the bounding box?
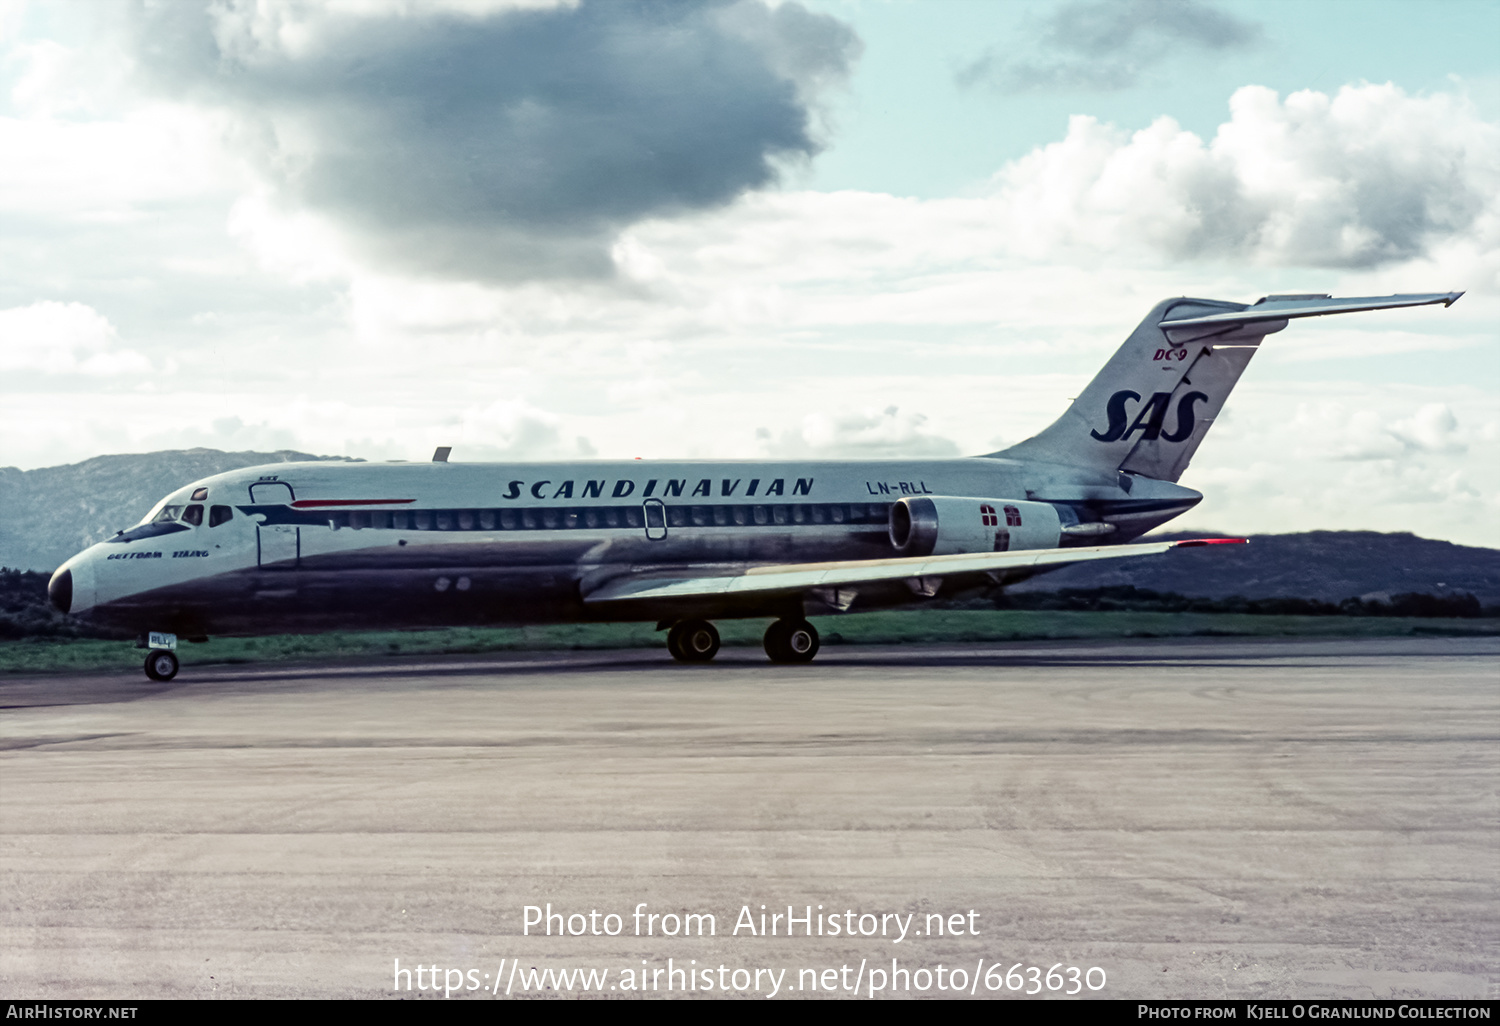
[48,567,73,614]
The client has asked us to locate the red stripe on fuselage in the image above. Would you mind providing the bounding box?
[289,499,416,508]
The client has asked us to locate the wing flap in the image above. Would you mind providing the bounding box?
[583,538,1245,606]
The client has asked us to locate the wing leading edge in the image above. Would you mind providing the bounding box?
[583,537,1246,608]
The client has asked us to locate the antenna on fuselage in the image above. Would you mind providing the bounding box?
[432,446,452,463]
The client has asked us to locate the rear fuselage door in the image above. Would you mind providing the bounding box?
[250,482,299,568]
[643,499,667,541]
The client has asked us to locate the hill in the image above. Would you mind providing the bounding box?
[1011,530,1500,605]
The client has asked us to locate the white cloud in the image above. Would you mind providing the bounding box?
[988,83,1500,275]
[0,104,240,224]
[225,190,355,282]
[756,405,961,458]
[1176,384,1499,543]
[457,399,596,461]
[1389,403,1468,455]
[0,301,149,376]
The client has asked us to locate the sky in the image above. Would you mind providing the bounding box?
[1,0,1497,545]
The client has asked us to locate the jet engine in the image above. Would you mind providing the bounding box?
[887,496,1063,556]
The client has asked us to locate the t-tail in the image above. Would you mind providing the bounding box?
[994,292,1463,482]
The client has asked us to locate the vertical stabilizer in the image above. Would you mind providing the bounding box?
[992,292,1462,482]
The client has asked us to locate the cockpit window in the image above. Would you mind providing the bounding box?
[152,505,186,524]
[209,505,233,528]
[182,504,203,527]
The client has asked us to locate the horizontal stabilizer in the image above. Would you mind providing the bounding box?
[583,538,1246,606]
[1160,292,1462,343]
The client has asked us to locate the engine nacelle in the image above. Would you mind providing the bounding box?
[888,496,1063,556]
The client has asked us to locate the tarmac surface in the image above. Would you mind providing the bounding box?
[1,636,1496,1000]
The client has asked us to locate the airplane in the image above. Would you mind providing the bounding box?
[47,291,1462,681]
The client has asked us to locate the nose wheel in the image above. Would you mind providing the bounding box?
[764,618,819,663]
[667,619,721,662]
[143,649,179,681]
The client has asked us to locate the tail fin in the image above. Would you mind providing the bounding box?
[993,292,1462,482]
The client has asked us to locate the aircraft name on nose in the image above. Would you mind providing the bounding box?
[107,551,162,560]
[1091,390,1209,444]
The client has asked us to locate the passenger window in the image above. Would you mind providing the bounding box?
[479,511,496,530]
[209,505,233,528]
[414,511,432,530]
[391,512,409,530]
[181,504,204,527]
[753,505,768,525]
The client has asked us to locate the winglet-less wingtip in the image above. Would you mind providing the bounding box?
[1173,538,1249,547]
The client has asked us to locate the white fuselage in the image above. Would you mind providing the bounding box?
[51,456,1201,636]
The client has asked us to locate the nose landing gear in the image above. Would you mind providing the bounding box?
[143,649,180,681]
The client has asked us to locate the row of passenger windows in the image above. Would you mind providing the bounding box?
[153,504,234,528]
[325,503,894,532]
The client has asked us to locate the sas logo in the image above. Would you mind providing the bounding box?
[1091,390,1209,444]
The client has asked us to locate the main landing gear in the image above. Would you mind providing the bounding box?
[763,618,819,664]
[667,619,721,662]
[664,617,821,664]
[143,649,179,681]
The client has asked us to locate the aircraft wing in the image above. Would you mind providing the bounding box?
[582,538,1245,607]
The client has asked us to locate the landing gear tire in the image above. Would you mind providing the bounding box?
[668,620,721,663]
[143,649,179,681]
[764,618,819,664]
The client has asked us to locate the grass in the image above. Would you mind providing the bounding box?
[3,610,1497,675]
